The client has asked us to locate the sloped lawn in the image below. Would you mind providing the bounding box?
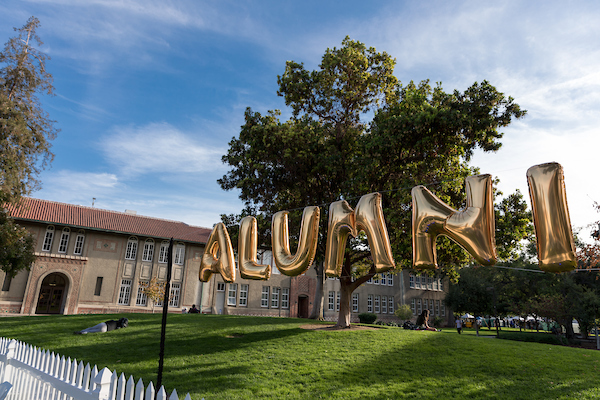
[1,314,599,399]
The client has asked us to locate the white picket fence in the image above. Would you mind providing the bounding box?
[0,337,191,400]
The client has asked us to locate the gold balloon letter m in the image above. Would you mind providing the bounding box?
[324,192,395,277]
[412,174,497,269]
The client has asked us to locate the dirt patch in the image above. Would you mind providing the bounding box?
[300,324,376,331]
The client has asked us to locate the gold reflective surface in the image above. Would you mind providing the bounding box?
[527,163,576,272]
[199,222,236,283]
[412,174,497,269]
[324,192,395,277]
[238,216,271,280]
[271,206,320,276]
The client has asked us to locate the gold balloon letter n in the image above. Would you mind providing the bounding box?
[412,174,497,269]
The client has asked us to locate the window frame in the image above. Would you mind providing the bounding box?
[125,237,138,260]
[374,295,380,314]
[367,295,373,313]
[239,284,249,307]
[142,239,154,262]
[42,226,55,252]
[261,286,269,308]
[352,293,359,313]
[227,283,237,306]
[73,232,85,255]
[281,288,289,309]
[58,228,70,253]
[118,279,132,305]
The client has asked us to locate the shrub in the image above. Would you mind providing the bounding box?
[433,316,445,328]
[394,304,414,321]
[358,313,377,324]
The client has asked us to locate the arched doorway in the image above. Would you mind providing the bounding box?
[298,295,309,318]
[36,273,67,314]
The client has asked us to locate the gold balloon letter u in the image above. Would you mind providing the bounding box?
[527,162,577,272]
[238,216,272,280]
[271,206,320,276]
[324,192,395,277]
[412,174,497,269]
[199,222,236,283]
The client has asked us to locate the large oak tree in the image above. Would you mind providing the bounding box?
[220,37,528,327]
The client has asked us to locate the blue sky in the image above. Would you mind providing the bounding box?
[2,1,600,242]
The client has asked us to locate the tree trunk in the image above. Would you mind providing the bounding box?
[336,282,353,328]
[309,263,325,320]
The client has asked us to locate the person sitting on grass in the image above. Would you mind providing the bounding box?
[416,310,438,331]
[188,304,200,313]
[74,317,129,334]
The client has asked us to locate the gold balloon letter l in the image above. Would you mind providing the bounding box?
[412,174,497,269]
[324,192,395,277]
[527,162,577,272]
[271,206,320,276]
[238,216,272,280]
[199,222,236,283]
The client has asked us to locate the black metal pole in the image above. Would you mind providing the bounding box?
[157,238,173,393]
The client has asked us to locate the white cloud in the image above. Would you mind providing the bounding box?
[101,122,225,177]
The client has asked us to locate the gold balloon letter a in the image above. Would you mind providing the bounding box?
[527,163,577,272]
[412,174,497,269]
[199,222,236,283]
[271,206,320,276]
[238,216,272,280]
[324,192,395,277]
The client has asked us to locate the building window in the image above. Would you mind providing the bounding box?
[281,288,289,309]
[380,274,386,286]
[352,293,359,313]
[430,299,434,313]
[367,295,373,313]
[271,287,279,308]
[435,300,440,316]
[367,277,373,284]
[427,277,433,290]
[374,296,380,313]
[94,277,103,296]
[74,233,85,255]
[388,296,394,314]
[174,244,185,265]
[118,279,132,305]
[387,273,393,286]
[328,291,335,311]
[42,226,54,252]
[441,301,446,317]
[169,283,181,307]
[417,299,422,315]
[158,242,169,263]
[217,282,225,292]
[409,274,415,288]
[239,284,248,307]
[415,275,421,289]
[373,275,379,285]
[228,283,237,306]
[261,286,269,308]
[142,239,154,262]
[381,295,387,314]
[433,276,439,291]
[125,238,138,260]
[2,275,12,292]
[58,228,70,253]
[411,298,416,315]
[439,278,444,291]
[336,291,341,312]
[136,281,148,306]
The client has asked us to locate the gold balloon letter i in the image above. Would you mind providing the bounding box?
[199,223,236,283]
[271,206,320,276]
[412,174,497,269]
[238,216,272,280]
[527,162,577,272]
[324,192,395,277]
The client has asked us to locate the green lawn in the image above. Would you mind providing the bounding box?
[1,314,599,399]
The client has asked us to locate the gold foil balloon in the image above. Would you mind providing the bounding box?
[238,216,271,280]
[412,174,497,269]
[527,163,577,272]
[324,193,395,277]
[199,222,236,283]
[271,206,320,276]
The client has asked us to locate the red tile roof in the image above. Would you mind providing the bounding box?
[6,198,211,244]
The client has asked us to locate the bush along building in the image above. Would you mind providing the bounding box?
[1,198,453,326]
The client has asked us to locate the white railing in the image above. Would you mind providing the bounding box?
[0,337,191,400]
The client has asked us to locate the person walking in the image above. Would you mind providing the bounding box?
[455,317,462,334]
